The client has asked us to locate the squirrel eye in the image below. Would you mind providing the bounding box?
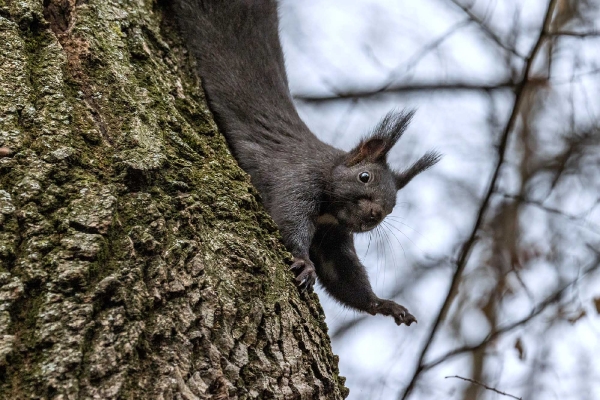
[358,172,371,183]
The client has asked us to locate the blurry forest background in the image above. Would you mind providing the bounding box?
[278,0,600,399]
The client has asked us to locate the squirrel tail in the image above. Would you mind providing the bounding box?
[171,0,291,120]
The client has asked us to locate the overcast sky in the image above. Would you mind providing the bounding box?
[279,1,600,399]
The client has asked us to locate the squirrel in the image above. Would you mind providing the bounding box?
[172,0,440,326]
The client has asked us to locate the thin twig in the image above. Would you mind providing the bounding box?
[397,1,559,399]
[500,193,600,235]
[293,81,514,103]
[447,0,525,58]
[549,30,600,38]
[421,259,600,371]
[378,19,471,90]
[292,6,597,105]
[445,375,522,400]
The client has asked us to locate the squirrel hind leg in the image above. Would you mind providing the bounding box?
[310,224,416,326]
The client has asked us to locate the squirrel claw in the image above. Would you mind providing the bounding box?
[291,257,316,293]
[372,299,417,326]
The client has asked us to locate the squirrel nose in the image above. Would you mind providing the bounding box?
[370,206,383,221]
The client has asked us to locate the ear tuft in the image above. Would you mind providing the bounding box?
[346,138,387,166]
[394,151,441,190]
[345,109,415,166]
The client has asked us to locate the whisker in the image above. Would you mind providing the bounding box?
[381,225,397,282]
[382,221,407,259]
[380,227,396,285]
[382,219,427,250]
[383,225,401,283]
[363,231,373,259]
[385,215,405,221]
[382,222,408,285]
[384,216,432,245]
[375,226,383,286]
[383,221,416,249]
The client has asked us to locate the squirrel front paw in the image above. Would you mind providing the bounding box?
[290,257,317,292]
[371,299,417,326]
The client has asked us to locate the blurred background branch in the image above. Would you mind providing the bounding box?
[280,0,600,398]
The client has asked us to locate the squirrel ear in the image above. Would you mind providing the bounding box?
[346,110,415,166]
[346,138,388,166]
[394,151,441,190]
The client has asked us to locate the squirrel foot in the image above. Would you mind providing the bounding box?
[371,299,417,326]
[290,257,316,293]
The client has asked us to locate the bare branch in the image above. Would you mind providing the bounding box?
[379,19,471,88]
[293,81,514,103]
[447,0,525,58]
[422,258,600,371]
[445,375,522,400]
[550,31,600,38]
[499,193,600,235]
[398,1,560,399]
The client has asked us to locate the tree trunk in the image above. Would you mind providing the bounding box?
[0,0,348,398]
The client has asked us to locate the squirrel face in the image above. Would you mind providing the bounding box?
[320,111,441,232]
[327,162,398,232]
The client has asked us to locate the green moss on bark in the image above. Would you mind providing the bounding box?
[0,0,347,398]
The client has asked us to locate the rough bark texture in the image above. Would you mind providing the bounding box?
[0,0,348,398]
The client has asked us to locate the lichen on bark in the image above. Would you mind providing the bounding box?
[0,0,348,398]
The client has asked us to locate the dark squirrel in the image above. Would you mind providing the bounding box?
[172,0,440,326]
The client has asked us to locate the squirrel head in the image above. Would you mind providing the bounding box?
[325,110,440,233]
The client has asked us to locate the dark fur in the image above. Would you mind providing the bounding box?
[172,0,439,326]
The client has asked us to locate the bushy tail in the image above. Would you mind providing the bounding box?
[171,0,295,134]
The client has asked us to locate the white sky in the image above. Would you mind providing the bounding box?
[279,0,600,399]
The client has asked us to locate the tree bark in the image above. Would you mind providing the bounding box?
[0,0,348,398]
